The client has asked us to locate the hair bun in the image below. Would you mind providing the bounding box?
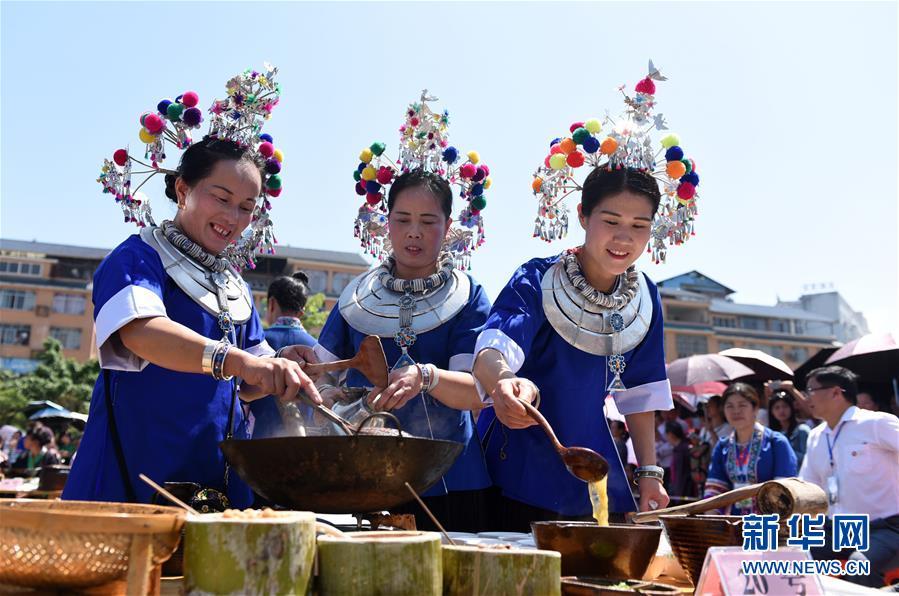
[164,173,179,202]
[292,271,309,284]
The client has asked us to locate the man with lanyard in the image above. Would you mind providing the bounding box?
[799,365,899,588]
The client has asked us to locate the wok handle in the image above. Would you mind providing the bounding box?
[628,481,765,523]
[356,411,404,437]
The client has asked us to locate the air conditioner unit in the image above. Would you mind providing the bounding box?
[35,305,50,317]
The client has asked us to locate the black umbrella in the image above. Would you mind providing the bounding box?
[793,347,838,389]
[29,407,87,430]
[825,332,899,384]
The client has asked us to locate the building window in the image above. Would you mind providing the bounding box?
[764,345,785,359]
[787,347,809,363]
[0,324,31,346]
[675,334,709,357]
[50,327,82,350]
[718,340,735,351]
[713,316,737,328]
[739,316,762,330]
[331,272,355,295]
[305,269,328,294]
[53,293,87,315]
[0,289,36,311]
[0,262,40,275]
[769,319,789,333]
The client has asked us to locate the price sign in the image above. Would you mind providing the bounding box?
[695,547,824,596]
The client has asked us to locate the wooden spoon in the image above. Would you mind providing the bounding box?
[628,481,766,524]
[518,399,609,483]
[303,335,389,388]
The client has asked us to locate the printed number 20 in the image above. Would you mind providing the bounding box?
[742,573,769,595]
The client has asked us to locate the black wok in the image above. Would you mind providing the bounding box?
[219,432,463,513]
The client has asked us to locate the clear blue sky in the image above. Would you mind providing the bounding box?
[2,1,896,332]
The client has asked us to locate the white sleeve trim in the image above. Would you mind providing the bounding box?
[313,343,340,364]
[612,378,673,415]
[95,285,167,371]
[472,329,527,403]
[448,353,474,373]
[246,340,275,357]
[474,329,525,374]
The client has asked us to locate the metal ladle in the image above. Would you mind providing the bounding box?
[518,399,609,483]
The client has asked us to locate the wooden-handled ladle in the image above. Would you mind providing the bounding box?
[517,398,609,483]
[303,335,389,388]
[628,482,766,524]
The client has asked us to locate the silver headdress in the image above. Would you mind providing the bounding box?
[97,63,285,271]
[532,60,700,264]
[352,90,491,270]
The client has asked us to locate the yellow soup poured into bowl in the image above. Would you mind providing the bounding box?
[588,477,609,526]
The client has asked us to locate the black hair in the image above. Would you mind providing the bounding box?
[387,168,453,219]
[267,271,311,315]
[805,366,859,405]
[665,421,686,441]
[28,426,55,448]
[722,382,760,409]
[164,136,265,203]
[580,167,662,217]
[768,392,798,434]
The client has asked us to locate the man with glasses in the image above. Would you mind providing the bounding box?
[798,366,899,588]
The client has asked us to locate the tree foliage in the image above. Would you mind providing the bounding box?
[300,292,329,337]
[0,338,98,428]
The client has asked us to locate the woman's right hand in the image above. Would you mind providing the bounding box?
[226,351,321,404]
[491,377,539,429]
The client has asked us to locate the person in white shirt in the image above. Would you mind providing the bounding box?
[798,366,899,588]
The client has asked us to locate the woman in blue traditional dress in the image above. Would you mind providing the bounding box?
[63,66,320,509]
[250,272,318,440]
[314,94,492,531]
[703,383,797,515]
[472,63,701,530]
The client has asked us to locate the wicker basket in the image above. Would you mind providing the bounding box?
[659,514,791,586]
[0,499,186,591]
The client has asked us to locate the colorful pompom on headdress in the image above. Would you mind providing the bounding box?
[97,63,285,270]
[531,60,700,264]
[352,90,490,270]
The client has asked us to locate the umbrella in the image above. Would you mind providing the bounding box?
[29,407,87,430]
[825,331,899,383]
[667,354,754,387]
[719,348,794,381]
[23,400,67,417]
[793,347,838,389]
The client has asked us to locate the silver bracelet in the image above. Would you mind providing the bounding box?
[211,341,234,381]
[201,342,216,375]
[429,364,440,391]
[633,464,665,486]
[416,363,431,393]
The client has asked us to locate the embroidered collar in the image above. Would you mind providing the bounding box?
[273,316,304,329]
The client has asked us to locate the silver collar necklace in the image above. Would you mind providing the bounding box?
[561,249,639,310]
[161,220,229,274]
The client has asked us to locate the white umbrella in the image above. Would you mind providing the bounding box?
[719,347,794,381]
[667,354,754,387]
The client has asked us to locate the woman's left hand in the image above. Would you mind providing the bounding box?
[278,345,320,379]
[369,365,422,412]
[637,478,670,512]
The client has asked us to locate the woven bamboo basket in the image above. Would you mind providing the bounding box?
[659,514,791,586]
[0,499,185,591]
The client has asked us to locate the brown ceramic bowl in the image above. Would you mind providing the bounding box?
[532,521,662,579]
